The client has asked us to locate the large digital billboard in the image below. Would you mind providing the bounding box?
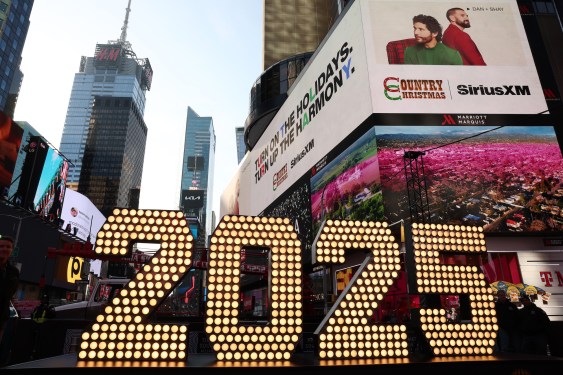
[33,147,69,219]
[13,135,69,220]
[363,0,546,114]
[0,111,24,198]
[224,0,548,219]
[377,125,563,232]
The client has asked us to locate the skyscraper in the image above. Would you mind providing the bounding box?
[180,107,215,248]
[78,95,147,216]
[0,0,34,117]
[263,0,339,70]
[59,0,153,194]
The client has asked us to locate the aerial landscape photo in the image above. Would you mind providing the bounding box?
[376,126,563,232]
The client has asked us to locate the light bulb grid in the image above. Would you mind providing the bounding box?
[78,324,188,361]
[315,220,409,359]
[206,215,302,361]
[412,223,496,356]
[80,209,193,361]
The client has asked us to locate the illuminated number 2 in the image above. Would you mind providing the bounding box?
[78,209,194,361]
[313,220,409,359]
[205,215,303,361]
[409,223,496,356]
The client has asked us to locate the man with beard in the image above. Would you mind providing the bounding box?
[442,8,486,65]
[404,14,463,65]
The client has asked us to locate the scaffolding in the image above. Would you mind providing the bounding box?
[403,151,431,224]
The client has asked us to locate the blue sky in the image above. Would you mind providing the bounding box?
[15,0,263,215]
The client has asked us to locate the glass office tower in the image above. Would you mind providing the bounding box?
[78,95,147,216]
[0,0,33,117]
[180,106,216,248]
[59,41,152,189]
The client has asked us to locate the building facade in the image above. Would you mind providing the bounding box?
[223,0,563,335]
[78,95,147,216]
[263,0,339,70]
[180,106,215,248]
[0,0,33,117]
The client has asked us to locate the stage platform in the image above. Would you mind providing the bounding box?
[3,352,562,375]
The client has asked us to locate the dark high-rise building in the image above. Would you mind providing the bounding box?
[59,1,152,195]
[180,107,215,248]
[0,0,33,117]
[78,96,147,216]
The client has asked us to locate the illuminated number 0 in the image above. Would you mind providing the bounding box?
[205,215,302,361]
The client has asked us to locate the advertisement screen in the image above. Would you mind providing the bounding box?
[33,147,69,219]
[93,43,122,67]
[0,111,24,198]
[364,0,547,114]
[377,124,563,233]
[60,189,106,243]
[15,136,49,210]
[182,189,205,209]
[237,114,563,259]
[227,0,547,218]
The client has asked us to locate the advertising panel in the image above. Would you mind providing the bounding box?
[363,0,547,114]
[14,136,49,210]
[33,147,69,219]
[0,111,24,197]
[517,251,563,320]
[60,189,106,244]
[93,43,122,67]
[377,124,563,233]
[182,189,205,209]
[238,1,373,215]
[227,0,548,220]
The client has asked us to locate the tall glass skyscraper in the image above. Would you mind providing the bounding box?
[0,0,33,117]
[180,106,215,247]
[59,2,152,193]
[78,95,147,216]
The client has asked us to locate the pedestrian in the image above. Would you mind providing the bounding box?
[0,234,19,344]
[517,295,550,355]
[494,289,519,353]
[30,294,56,359]
[31,295,56,324]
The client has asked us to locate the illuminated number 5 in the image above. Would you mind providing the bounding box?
[409,223,496,356]
[313,219,409,359]
[78,209,194,362]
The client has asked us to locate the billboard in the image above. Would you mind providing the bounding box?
[225,0,548,219]
[377,124,563,233]
[14,136,49,210]
[363,0,547,114]
[33,147,69,219]
[60,189,106,244]
[0,111,24,198]
[182,189,205,209]
[93,44,123,67]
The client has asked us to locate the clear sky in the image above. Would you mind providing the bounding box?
[14,0,263,216]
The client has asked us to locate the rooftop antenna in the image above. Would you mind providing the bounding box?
[119,0,132,43]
